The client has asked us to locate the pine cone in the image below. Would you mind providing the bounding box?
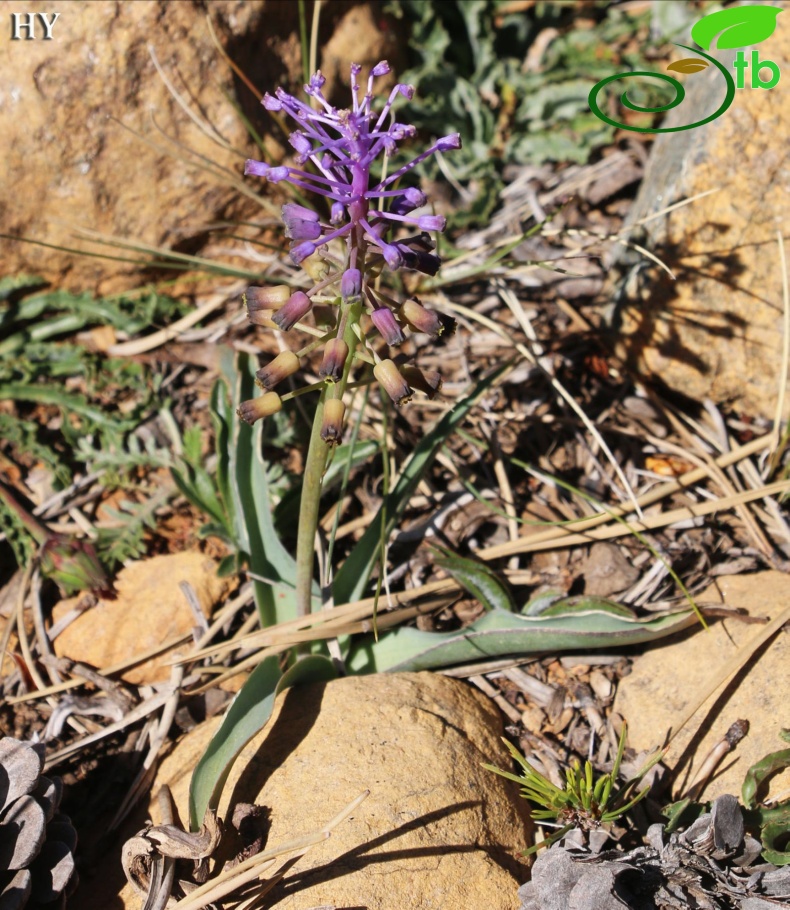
[0,738,78,908]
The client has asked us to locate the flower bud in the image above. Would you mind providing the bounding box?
[320,398,346,445]
[381,243,403,270]
[272,291,312,331]
[319,338,349,382]
[282,203,322,240]
[371,308,404,346]
[371,61,391,77]
[391,188,426,217]
[290,241,317,265]
[245,285,291,324]
[402,366,442,399]
[374,359,412,406]
[237,392,282,425]
[256,351,300,389]
[341,268,362,300]
[400,299,442,337]
[436,133,462,150]
[40,534,114,598]
[417,214,446,232]
[331,202,345,224]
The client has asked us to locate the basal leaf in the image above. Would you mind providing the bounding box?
[434,551,515,612]
[691,5,782,51]
[188,654,336,830]
[346,604,696,675]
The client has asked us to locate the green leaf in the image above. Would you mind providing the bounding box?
[742,739,790,809]
[333,363,510,605]
[761,817,790,865]
[691,5,782,50]
[188,654,336,830]
[346,603,696,674]
[214,347,301,625]
[433,551,515,612]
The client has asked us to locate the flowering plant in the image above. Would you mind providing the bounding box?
[236,61,459,618]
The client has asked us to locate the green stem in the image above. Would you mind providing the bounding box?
[294,299,362,617]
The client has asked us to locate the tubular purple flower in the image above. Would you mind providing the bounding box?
[256,351,300,389]
[370,61,391,77]
[238,392,282,425]
[341,268,362,300]
[272,291,312,331]
[319,338,349,382]
[371,307,404,346]
[374,359,412,406]
[284,219,322,241]
[320,398,346,445]
[380,243,403,270]
[282,203,319,223]
[244,285,291,323]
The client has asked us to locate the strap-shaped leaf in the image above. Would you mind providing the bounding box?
[188,654,336,830]
[346,604,697,674]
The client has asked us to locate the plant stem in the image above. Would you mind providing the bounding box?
[294,299,362,617]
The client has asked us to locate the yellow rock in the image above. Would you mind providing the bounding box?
[615,571,790,801]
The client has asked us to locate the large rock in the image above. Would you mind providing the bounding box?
[615,571,790,801]
[51,552,233,684]
[612,28,790,420]
[101,673,532,909]
[0,1,398,295]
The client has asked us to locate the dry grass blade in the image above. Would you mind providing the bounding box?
[171,791,368,910]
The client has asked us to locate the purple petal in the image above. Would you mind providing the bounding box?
[371,61,391,77]
[341,268,362,299]
[436,133,462,150]
[371,308,404,346]
[417,215,446,232]
[290,241,317,265]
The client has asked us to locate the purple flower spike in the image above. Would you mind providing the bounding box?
[272,291,312,331]
[371,307,404,346]
[243,62,458,280]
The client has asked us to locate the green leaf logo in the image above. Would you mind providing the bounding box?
[667,58,710,74]
[691,5,782,51]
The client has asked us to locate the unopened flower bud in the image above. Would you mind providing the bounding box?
[290,241,317,265]
[321,398,346,445]
[331,202,345,224]
[371,61,391,77]
[341,268,362,300]
[245,285,291,324]
[282,203,322,240]
[391,188,426,216]
[437,133,462,150]
[39,534,113,598]
[381,243,403,270]
[371,307,404,346]
[256,351,300,389]
[319,338,349,382]
[400,299,442,337]
[417,214,446,232]
[272,291,312,331]
[237,392,282,425]
[402,366,442,399]
[374,359,412,406]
